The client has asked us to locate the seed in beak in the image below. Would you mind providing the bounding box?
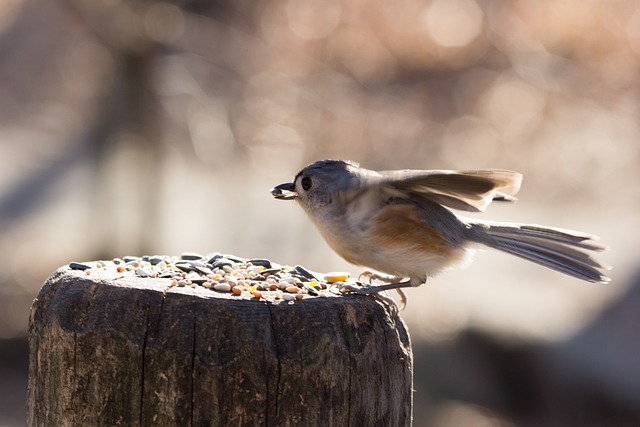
[271,182,298,200]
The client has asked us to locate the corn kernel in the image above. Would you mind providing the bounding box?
[324,272,349,283]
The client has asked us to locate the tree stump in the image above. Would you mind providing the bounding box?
[27,260,413,426]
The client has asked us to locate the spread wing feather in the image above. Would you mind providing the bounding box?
[377,169,523,212]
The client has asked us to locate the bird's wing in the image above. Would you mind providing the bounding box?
[377,169,523,212]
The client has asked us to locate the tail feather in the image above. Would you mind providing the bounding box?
[469,221,610,283]
[501,235,604,269]
[489,224,607,251]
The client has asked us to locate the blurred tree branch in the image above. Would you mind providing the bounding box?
[60,0,164,256]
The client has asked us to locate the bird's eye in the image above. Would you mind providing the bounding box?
[301,176,312,191]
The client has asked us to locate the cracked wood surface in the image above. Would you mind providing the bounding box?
[27,266,413,426]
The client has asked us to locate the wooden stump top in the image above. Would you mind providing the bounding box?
[28,257,413,426]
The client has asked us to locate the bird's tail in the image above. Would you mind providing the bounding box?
[467,220,610,283]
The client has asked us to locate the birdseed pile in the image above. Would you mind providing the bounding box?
[68,252,356,304]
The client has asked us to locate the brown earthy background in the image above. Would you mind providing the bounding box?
[1,0,639,425]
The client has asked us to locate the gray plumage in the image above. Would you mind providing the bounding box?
[272,159,610,287]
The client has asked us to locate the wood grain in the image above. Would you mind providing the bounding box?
[27,266,413,426]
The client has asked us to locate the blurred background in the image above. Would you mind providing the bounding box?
[1,0,639,425]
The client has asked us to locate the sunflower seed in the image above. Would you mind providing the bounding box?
[69,262,92,271]
[293,265,317,281]
[247,259,272,268]
[180,252,203,261]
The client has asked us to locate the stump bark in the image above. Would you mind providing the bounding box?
[27,265,413,426]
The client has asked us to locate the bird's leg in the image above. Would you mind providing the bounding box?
[341,276,421,311]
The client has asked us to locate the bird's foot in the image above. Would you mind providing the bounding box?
[340,279,412,312]
[358,271,404,285]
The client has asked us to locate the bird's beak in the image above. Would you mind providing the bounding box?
[270,182,298,200]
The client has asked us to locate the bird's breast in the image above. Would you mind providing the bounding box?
[307,202,468,278]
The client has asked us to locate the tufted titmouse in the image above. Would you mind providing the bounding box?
[271,160,609,306]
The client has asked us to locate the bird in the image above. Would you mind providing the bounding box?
[270,160,610,308]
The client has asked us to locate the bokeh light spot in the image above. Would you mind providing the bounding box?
[423,0,483,48]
